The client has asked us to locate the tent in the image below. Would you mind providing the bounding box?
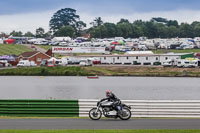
[112,41,125,45]
[0,55,15,61]
[118,40,125,45]
[112,41,120,45]
[5,39,15,44]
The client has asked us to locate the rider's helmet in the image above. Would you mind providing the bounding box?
[106,90,112,98]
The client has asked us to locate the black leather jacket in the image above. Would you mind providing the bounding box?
[100,93,121,106]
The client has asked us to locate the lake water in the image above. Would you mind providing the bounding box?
[0,76,200,100]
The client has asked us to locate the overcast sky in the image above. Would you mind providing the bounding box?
[1,0,200,33]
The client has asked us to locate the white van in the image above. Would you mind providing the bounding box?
[177,59,199,68]
[55,59,68,66]
[17,60,37,67]
[163,59,177,67]
[79,59,93,66]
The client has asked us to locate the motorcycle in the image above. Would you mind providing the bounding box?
[89,100,132,120]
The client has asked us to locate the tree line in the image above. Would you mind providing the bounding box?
[3,8,200,39]
[89,18,200,39]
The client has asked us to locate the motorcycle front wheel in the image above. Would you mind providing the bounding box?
[118,108,131,120]
[89,108,102,120]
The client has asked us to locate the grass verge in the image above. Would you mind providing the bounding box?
[1,66,200,77]
[152,49,200,54]
[0,66,93,76]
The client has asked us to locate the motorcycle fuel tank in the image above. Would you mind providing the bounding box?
[101,101,113,106]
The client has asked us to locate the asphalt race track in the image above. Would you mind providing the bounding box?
[0,118,200,129]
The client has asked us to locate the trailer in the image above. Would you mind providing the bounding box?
[177,58,200,68]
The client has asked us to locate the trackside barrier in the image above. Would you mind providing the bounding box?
[79,99,200,118]
[0,100,79,117]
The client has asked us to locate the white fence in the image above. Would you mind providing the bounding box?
[79,99,200,118]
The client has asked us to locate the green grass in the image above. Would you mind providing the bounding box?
[0,130,200,133]
[111,51,125,54]
[37,45,51,50]
[1,66,200,77]
[0,44,33,56]
[152,49,200,54]
[0,66,93,76]
[84,66,115,76]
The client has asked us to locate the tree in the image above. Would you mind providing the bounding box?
[154,23,168,38]
[116,23,133,38]
[49,8,83,32]
[168,26,179,38]
[145,22,157,38]
[24,31,35,37]
[0,32,7,38]
[191,21,200,37]
[132,24,143,38]
[36,27,45,38]
[167,20,179,28]
[44,31,53,40]
[133,20,148,37]
[54,26,75,37]
[179,23,194,38]
[117,19,130,24]
[193,24,200,37]
[90,25,107,38]
[90,17,103,27]
[10,31,23,37]
[76,21,87,36]
[104,23,117,38]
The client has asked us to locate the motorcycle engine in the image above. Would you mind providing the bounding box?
[104,107,110,112]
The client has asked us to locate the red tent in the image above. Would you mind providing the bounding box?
[112,41,120,45]
[5,39,15,44]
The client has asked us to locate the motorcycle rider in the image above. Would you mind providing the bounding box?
[100,90,122,115]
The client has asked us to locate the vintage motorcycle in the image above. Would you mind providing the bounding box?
[89,100,131,120]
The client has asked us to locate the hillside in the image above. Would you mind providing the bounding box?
[0,44,33,56]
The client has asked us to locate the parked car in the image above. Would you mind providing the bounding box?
[49,41,59,46]
[40,59,48,66]
[35,41,49,45]
[55,59,68,66]
[59,42,68,46]
[0,60,12,67]
[163,59,177,67]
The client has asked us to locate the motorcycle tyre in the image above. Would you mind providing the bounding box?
[89,108,102,120]
[118,108,131,120]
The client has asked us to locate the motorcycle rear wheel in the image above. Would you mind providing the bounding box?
[89,108,102,120]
